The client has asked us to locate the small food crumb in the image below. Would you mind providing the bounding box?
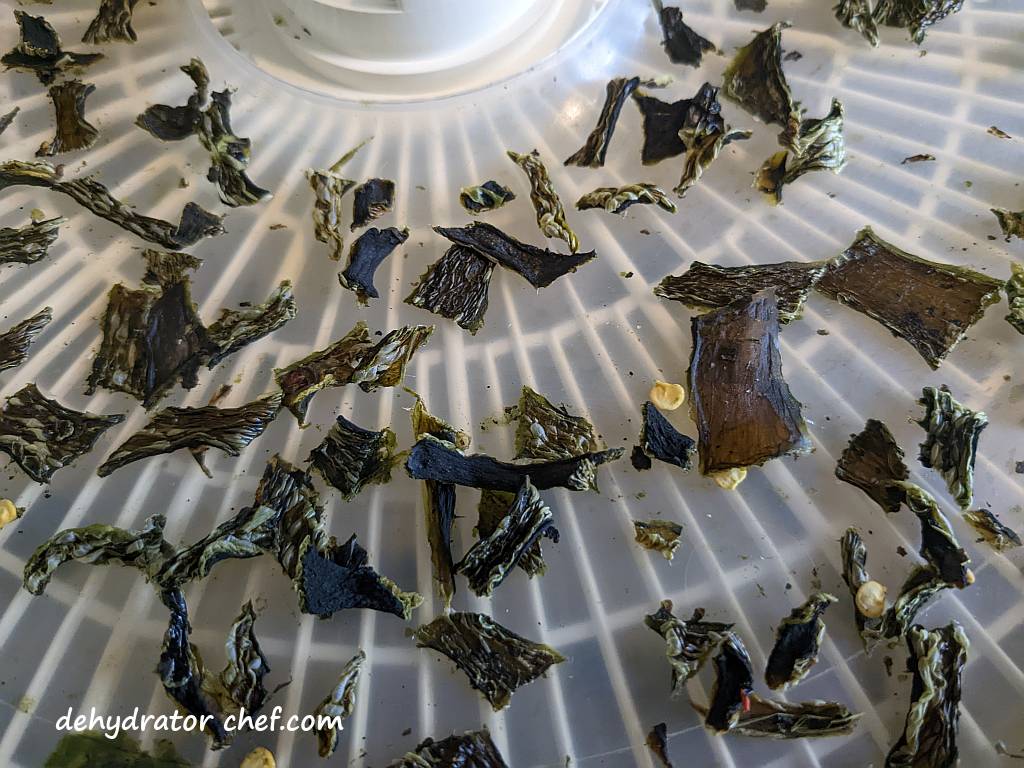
[883,656,894,677]
[649,380,685,411]
[816,329,829,336]
[711,466,747,490]
[0,499,21,529]
[241,746,275,768]
[896,545,908,557]
[989,126,1012,139]
[855,580,887,618]
[30,208,45,222]
[620,271,634,279]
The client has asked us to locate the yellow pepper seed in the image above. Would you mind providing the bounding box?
[649,380,686,411]
[240,747,276,768]
[855,580,887,618]
[711,467,747,490]
[0,499,20,529]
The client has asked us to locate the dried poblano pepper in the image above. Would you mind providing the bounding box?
[0,383,124,483]
[0,307,51,372]
[457,477,559,596]
[23,514,170,595]
[916,386,986,509]
[275,321,434,423]
[646,722,674,767]
[37,80,98,156]
[873,0,965,45]
[2,11,103,85]
[644,601,733,696]
[406,433,623,492]
[655,1,716,67]
[388,728,509,768]
[705,631,754,733]
[840,529,884,650]
[765,593,837,690]
[564,77,643,169]
[673,83,751,197]
[880,565,949,643]
[308,167,356,260]
[835,419,910,514]
[632,90,691,165]
[460,180,515,214]
[887,622,968,767]
[0,160,224,250]
[695,694,861,739]
[434,222,595,289]
[83,0,141,44]
[631,401,695,471]
[834,0,880,46]
[205,280,297,368]
[510,385,598,461]
[350,178,395,231]
[477,489,546,577]
[405,245,495,334]
[339,226,408,305]
[214,600,274,717]
[576,183,677,215]
[897,481,971,588]
[817,227,1003,368]
[755,99,848,205]
[313,650,365,758]
[993,208,1024,242]
[508,149,580,252]
[689,289,811,474]
[633,519,683,560]
[964,509,1021,551]
[413,612,565,711]
[1005,262,1024,334]
[0,107,18,138]
[656,259,827,323]
[0,216,64,266]
[307,414,398,500]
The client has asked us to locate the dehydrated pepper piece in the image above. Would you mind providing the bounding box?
[477,489,546,577]
[646,723,674,767]
[339,226,409,305]
[633,519,682,560]
[511,385,598,461]
[434,222,595,289]
[674,124,752,197]
[83,0,141,44]
[0,106,18,137]
[0,216,63,265]
[1005,262,1024,334]
[721,23,800,145]
[764,593,837,690]
[689,289,811,474]
[873,0,965,45]
[406,433,624,492]
[644,601,733,696]
[275,321,433,423]
[460,180,515,214]
[307,414,398,500]
[96,392,282,477]
[835,0,880,45]
[508,149,579,252]
[755,99,848,205]
[887,622,968,767]
[632,91,690,165]
[136,58,208,141]
[655,2,716,67]
[313,650,365,758]
[840,528,884,650]
[964,509,1021,551]
[835,419,909,514]
[351,178,394,231]
[457,478,558,596]
[695,694,861,739]
[902,153,936,164]
[205,280,297,368]
[44,732,189,767]
[413,612,565,711]
[0,383,124,483]
[705,632,754,733]
[898,482,970,588]
[656,259,827,323]
[0,160,223,249]
[215,600,273,717]
[0,307,51,372]
[564,77,642,169]
[37,80,98,156]
[993,208,1024,242]
[405,245,494,334]
[817,226,1002,368]
[576,183,677,215]
[880,565,949,643]
[308,167,356,260]
[389,728,508,768]
[916,386,986,509]
[2,10,103,85]
[631,401,695,471]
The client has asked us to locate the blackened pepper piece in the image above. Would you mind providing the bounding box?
[835,419,909,514]
[37,80,98,156]
[689,289,811,474]
[0,307,51,372]
[721,22,800,142]
[390,728,509,767]
[0,217,64,266]
[646,722,674,767]
[916,385,986,509]
[764,592,837,690]
[695,694,861,738]
[880,565,949,643]
[564,76,642,168]
[459,180,516,214]
[2,11,103,85]
[477,489,546,577]
[644,601,733,696]
[632,401,695,471]
[351,178,395,231]
[339,226,409,305]
[898,482,971,589]
[405,245,495,334]
[136,59,208,141]
[83,0,141,44]
[632,91,690,165]
[205,280,297,369]
[964,509,1021,551]
[705,632,754,733]
[307,414,397,500]
[657,4,716,67]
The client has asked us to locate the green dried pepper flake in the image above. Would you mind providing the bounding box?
[45,732,189,768]
[137,59,271,207]
[722,23,800,144]
[23,514,170,595]
[756,99,848,205]
[476,488,546,576]
[406,433,624,492]
[83,0,141,44]
[695,694,861,739]
[880,565,949,643]
[964,509,1021,551]
[674,124,752,197]
[205,280,297,368]
[457,477,558,596]
[646,722,674,768]
[339,226,409,305]
[434,222,595,289]
[511,385,598,461]
[656,259,827,323]
[689,289,811,474]
[1005,262,1024,334]
[564,77,643,169]
[96,392,282,477]
[873,0,964,45]
[836,419,909,514]
[275,321,434,423]
[765,593,837,690]
[406,245,494,334]
[0,107,18,138]
[993,208,1024,242]
[307,414,398,500]
[576,183,677,215]
[0,383,124,483]
[0,307,51,372]
[308,167,356,260]
[705,631,754,733]
[672,82,751,198]
[655,2,716,67]
[644,601,733,696]
[818,227,1003,368]
[460,180,516,214]
[351,178,395,231]
[0,216,63,266]
[508,149,580,252]
[916,386,986,509]
[213,600,273,717]
[840,529,884,650]
[0,160,223,250]
[834,0,880,45]
[887,622,968,767]
[633,519,683,560]
[37,80,98,156]
[2,11,103,85]
[413,612,565,711]
[388,728,509,768]
[897,481,971,588]
[313,649,365,758]
[631,401,695,472]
